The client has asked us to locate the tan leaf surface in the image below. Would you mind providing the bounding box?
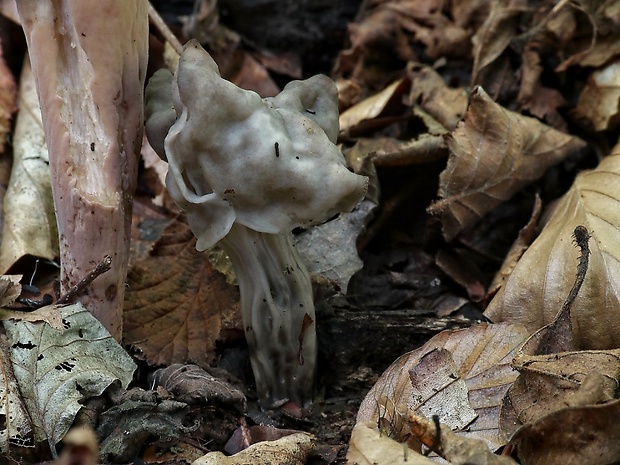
[356,322,530,450]
[501,350,620,465]
[510,399,620,465]
[575,60,620,131]
[0,303,63,330]
[502,350,620,438]
[124,218,241,368]
[428,86,586,241]
[192,432,316,465]
[346,421,435,465]
[485,143,620,349]
[0,59,58,273]
[0,274,21,307]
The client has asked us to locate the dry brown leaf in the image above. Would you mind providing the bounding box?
[0,58,58,273]
[339,78,410,135]
[0,303,63,330]
[575,60,620,131]
[356,322,530,450]
[123,218,241,368]
[501,350,620,439]
[405,413,518,465]
[407,63,468,131]
[501,349,620,464]
[509,399,620,465]
[150,364,246,412]
[0,274,21,307]
[470,0,524,86]
[346,421,435,465]
[485,143,620,349]
[428,86,586,241]
[192,432,316,465]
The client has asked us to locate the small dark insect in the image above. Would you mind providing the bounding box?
[274,141,280,157]
[90,142,95,151]
[305,109,316,114]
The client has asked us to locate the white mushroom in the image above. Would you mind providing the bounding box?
[146,40,368,408]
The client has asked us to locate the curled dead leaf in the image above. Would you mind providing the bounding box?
[124,218,241,368]
[575,60,620,131]
[485,142,620,349]
[357,322,530,451]
[428,86,586,241]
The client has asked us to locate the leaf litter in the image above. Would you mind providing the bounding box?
[2,0,620,463]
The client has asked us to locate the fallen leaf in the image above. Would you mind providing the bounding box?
[0,58,58,273]
[346,421,434,465]
[575,60,620,131]
[192,432,316,465]
[357,322,530,450]
[484,142,620,349]
[0,303,63,330]
[470,0,524,86]
[295,200,376,293]
[407,62,468,130]
[405,413,518,465]
[501,350,620,440]
[428,86,586,241]
[3,303,135,451]
[98,397,200,464]
[0,274,21,307]
[150,364,246,412]
[0,336,34,455]
[509,399,620,465]
[123,218,241,368]
[339,78,410,136]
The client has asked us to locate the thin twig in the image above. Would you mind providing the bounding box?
[56,255,112,305]
[148,1,184,56]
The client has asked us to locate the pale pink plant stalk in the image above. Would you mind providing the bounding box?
[17,1,148,339]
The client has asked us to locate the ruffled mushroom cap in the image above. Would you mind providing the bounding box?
[149,40,368,251]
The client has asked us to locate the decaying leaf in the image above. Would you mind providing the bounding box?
[357,322,530,450]
[405,413,518,465]
[0,336,34,454]
[485,143,620,349]
[0,274,21,307]
[0,304,63,330]
[428,86,586,241]
[509,399,620,465]
[150,364,246,412]
[98,396,200,464]
[192,432,316,465]
[575,60,620,131]
[346,421,434,465]
[501,350,620,439]
[339,78,410,136]
[124,218,241,368]
[407,62,468,131]
[0,59,58,273]
[295,200,376,293]
[3,304,136,451]
[470,0,524,86]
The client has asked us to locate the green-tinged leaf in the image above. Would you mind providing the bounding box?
[3,303,135,450]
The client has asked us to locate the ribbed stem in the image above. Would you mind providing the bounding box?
[219,223,316,409]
